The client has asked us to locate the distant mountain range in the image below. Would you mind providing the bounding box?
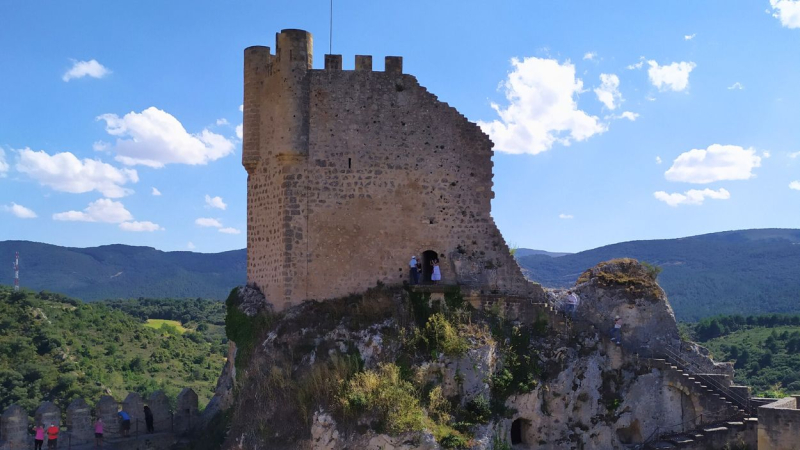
[514,248,571,258]
[0,241,246,301]
[3,228,799,320]
[515,229,800,321]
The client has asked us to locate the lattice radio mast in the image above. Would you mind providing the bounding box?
[13,251,19,292]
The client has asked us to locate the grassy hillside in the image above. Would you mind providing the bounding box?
[0,286,226,414]
[0,240,246,301]
[516,229,800,321]
[684,314,800,396]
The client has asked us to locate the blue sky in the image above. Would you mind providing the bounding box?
[1,1,799,254]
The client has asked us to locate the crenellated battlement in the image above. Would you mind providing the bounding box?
[0,389,199,450]
[244,30,402,76]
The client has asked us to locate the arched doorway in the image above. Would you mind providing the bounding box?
[511,418,531,445]
[422,250,438,284]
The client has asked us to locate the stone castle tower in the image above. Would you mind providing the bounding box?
[243,29,540,310]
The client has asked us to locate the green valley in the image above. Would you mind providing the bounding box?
[684,314,800,397]
[0,285,226,414]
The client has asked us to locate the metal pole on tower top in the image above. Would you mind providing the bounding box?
[13,251,19,292]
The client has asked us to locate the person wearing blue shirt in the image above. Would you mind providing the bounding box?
[118,411,131,437]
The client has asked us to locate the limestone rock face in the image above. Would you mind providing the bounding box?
[234,284,271,317]
[417,339,496,403]
[308,411,441,450]
[573,258,680,352]
[212,263,744,450]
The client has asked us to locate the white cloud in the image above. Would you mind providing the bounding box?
[0,148,8,177]
[594,74,622,110]
[216,118,229,126]
[92,141,111,152]
[684,34,696,40]
[219,227,241,234]
[97,107,235,168]
[618,111,639,121]
[728,82,744,90]
[762,151,771,158]
[770,0,800,28]
[151,187,162,196]
[119,221,163,232]
[16,148,138,197]
[665,144,762,184]
[205,194,227,210]
[235,124,243,140]
[2,203,37,219]
[656,156,663,164]
[647,60,696,92]
[790,181,800,190]
[53,198,133,223]
[187,241,196,250]
[478,57,606,155]
[239,104,244,112]
[195,217,223,228]
[626,57,645,70]
[558,214,574,219]
[654,188,731,207]
[62,59,111,82]
[583,52,596,61]
[789,151,800,158]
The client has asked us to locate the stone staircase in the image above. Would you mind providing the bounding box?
[643,417,758,449]
[635,359,758,449]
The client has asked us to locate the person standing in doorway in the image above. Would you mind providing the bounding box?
[118,411,131,437]
[46,423,58,449]
[33,423,44,450]
[144,406,154,433]
[94,417,104,449]
[409,256,419,285]
[610,315,622,345]
[431,260,441,284]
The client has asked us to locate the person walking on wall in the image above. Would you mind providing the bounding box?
[118,411,131,437]
[33,423,44,450]
[46,423,58,449]
[409,256,420,285]
[94,417,104,449]
[610,315,622,345]
[431,260,442,284]
[144,405,154,433]
[564,291,579,319]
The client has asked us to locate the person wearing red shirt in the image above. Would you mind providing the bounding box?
[46,423,59,449]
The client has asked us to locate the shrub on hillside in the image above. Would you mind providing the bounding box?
[339,363,425,434]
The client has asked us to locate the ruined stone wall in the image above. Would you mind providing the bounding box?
[244,29,541,310]
[758,396,800,450]
[0,389,198,450]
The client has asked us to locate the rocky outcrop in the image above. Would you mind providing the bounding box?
[207,260,752,450]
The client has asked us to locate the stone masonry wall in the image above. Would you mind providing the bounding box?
[758,396,800,450]
[0,389,198,450]
[244,29,542,310]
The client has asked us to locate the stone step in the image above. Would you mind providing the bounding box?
[666,435,695,446]
[726,421,745,429]
[703,426,729,433]
[650,442,677,449]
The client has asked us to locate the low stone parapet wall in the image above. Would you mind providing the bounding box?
[758,396,800,450]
